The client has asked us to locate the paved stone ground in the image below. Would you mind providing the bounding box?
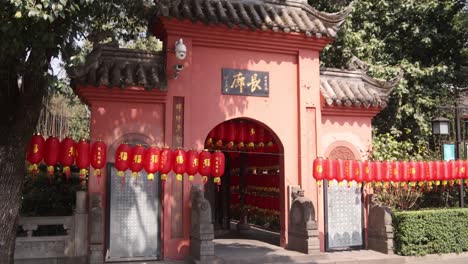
[104,224,468,264]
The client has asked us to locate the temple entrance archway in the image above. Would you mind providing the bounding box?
[203,118,284,246]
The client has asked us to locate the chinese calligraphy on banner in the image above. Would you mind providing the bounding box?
[222,68,269,97]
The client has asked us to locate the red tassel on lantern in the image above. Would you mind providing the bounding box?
[211,151,225,191]
[143,145,160,187]
[76,139,90,183]
[159,147,173,191]
[198,149,212,190]
[91,141,107,184]
[173,148,186,182]
[59,137,76,182]
[186,150,199,182]
[313,158,325,187]
[26,134,45,180]
[44,136,59,183]
[115,143,131,187]
[129,145,145,181]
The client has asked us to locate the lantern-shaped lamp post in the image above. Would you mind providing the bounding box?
[431,117,450,136]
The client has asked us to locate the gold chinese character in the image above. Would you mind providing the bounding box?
[176,124,182,132]
[134,155,142,164]
[32,144,39,153]
[193,158,199,167]
[175,104,183,111]
[231,72,246,93]
[247,73,261,92]
[203,159,210,167]
[176,156,184,164]
[151,155,159,163]
[69,147,75,156]
[120,152,128,161]
[250,128,255,135]
[175,115,182,122]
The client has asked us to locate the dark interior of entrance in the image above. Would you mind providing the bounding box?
[203,118,281,245]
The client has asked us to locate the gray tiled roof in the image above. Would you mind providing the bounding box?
[154,0,354,39]
[69,46,167,91]
[320,68,402,109]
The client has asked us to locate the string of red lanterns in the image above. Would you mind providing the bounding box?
[313,158,468,191]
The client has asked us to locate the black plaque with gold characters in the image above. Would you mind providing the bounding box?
[222,68,269,97]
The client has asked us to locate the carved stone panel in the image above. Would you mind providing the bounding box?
[107,165,161,261]
[325,180,363,250]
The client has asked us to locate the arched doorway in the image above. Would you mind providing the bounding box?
[203,118,283,246]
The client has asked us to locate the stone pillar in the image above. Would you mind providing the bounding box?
[89,193,104,264]
[368,204,394,254]
[287,187,320,254]
[189,186,218,263]
[74,191,88,257]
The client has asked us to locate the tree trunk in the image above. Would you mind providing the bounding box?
[0,69,47,263]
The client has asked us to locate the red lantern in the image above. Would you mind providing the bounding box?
[407,161,419,189]
[400,161,409,188]
[206,129,216,149]
[91,141,107,183]
[382,161,392,185]
[256,126,266,152]
[59,137,76,182]
[325,159,336,184]
[115,143,131,186]
[173,148,186,182]
[373,161,383,189]
[44,136,59,180]
[26,134,45,179]
[211,151,225,190]
[129,145,145,179]
[313,158,325,187]
[198,150,211,186]
[246,123,257,151]
[441,161,450,188]
[344,160,354,187]
[390,161,403,188]
[236,122,247,150]
[186,150,199,182]
[354,161,364,186]
[225,121,237,150]
[363,161,372,186]
[433,161,443,187]
[335,159,345,185]
[76,139,90,181]
[216,123,227,149]
[422,161,433,191]
[143,145,160,184]
[159,147,173,190]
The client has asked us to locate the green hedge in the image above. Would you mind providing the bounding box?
[393,209,468,256]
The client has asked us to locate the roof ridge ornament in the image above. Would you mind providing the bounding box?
[348,55,404,91]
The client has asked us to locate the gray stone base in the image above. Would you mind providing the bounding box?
[15,257,87,264]
[89,244,104,264]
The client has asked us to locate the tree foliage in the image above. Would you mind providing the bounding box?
[0,1,156,262]
[313,0,467,154]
